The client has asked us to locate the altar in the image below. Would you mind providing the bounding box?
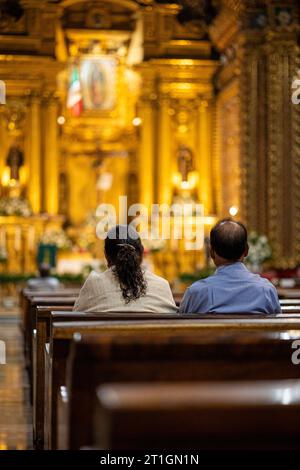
[0,215,64,274]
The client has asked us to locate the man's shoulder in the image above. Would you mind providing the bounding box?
[245,274,278,300]
[261,278,278,294]
[188,278,211,294]
[251,274,276,290]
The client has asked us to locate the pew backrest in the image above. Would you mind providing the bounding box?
[35,307,291,449]
[43,315,300,449]
[51,320,300,449]
[95,380,300,450]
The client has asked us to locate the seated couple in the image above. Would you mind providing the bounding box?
[74,220,281,315]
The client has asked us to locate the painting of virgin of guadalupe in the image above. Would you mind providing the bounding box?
[80,56,116,111]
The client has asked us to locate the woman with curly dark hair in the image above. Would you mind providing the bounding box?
[73,225,177,313]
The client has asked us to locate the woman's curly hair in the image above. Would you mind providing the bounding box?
[105,225,147,303]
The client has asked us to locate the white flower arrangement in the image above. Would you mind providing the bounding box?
[85,211,100,228]
[0,197,32,217]
[75,231,97,251]
[39,229,73,251]
[246,232,272,266]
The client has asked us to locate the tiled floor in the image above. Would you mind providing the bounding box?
[0,310,32,450]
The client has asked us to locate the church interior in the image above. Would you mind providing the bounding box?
[1,0,300,457]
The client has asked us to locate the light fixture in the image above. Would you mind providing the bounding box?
[173,171,198,191]
[132,117,142,127]
[181,181,190,190]
[229,206,238,217]
[1,167,10,186]
[57,115,66,125]
[117,46,127,57]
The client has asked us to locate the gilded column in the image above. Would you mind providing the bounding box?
[266,39,300,267]
[42,94,59,215]
[157,94,171,205]
[211,0,300,267]
[292,48,300,267]
[137,96,155,208]
[0,108,6,189]
[27,94,41,213]
[197,99,213,214]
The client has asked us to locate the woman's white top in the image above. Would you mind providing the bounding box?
[73,268,177,313]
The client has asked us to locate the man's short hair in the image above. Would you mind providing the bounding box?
[210,218,248,261]
[38,263,51,278]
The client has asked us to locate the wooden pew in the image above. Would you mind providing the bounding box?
[22,289,78,330]
[35,305,296,449]
[21,287,79,355]
[33,306,74,448]
[95,380,300,450]
[52,319,300,449]
[34,308,186,449]
[35,306,300,448]
[280,299,300,305]
[44,312,263,449]
[21,289,78,368]
[32,301,300,379]
[45,313,300,450]
[28,282,300,447]
[277,288,300,299]
[32,300,300,448]
[281,306,300,313]
[24,287,300,360]
[20,287,79,337]
[26,298,77,414]
[28,293,300,365]
[25,296,77,371]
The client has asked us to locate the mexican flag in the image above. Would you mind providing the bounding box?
[67,67,83,117]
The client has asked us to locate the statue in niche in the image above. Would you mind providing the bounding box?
[6,145,24,181]
[173,145,197,205]
[276,8,292,27]
[177,145,194,182]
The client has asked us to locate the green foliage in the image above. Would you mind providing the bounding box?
[0,272,85,284]
[179,268,215,284]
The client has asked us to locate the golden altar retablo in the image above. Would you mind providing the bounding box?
[0,0,300,275]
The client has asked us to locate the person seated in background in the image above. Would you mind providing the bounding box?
[179,219,281,314]
[26,263,61,290]
[73,225,177,313]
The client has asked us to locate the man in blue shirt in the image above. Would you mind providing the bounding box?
[179,219,281,314]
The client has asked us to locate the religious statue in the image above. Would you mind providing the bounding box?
[6,145,24,181]
[172,145,198,206]
[177,145,194,182]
